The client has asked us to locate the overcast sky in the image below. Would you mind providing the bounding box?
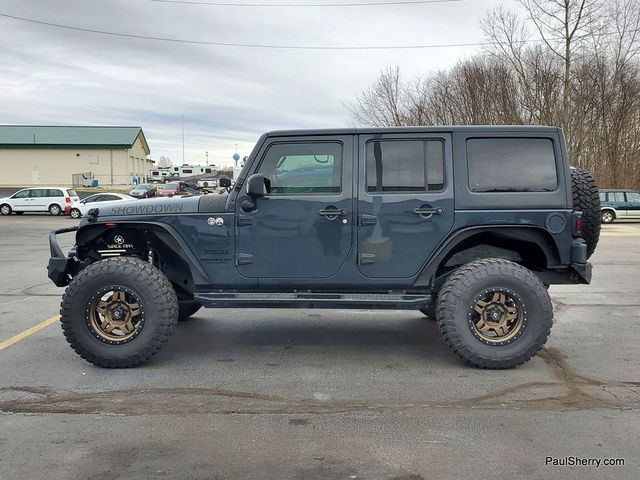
[0,0,515,166]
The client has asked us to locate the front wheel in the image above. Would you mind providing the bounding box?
[601,210,614,224]
[60,257,178,367]
[0,204,11,215]
[437,258,552,369]
[70,208,82,219]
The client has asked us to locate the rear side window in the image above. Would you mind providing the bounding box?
[29,189,48,198]
[599,192,607,202]
[612,192,625,203]
[67,190,78,197]
[627,192,640,203]
[467,138,557,193]
[47,189,63,197]
[366,139,445,193]
[101,194,121,201]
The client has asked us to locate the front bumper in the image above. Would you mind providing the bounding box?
[47,226,79,287]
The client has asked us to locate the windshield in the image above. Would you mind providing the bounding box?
[163,182,179,189]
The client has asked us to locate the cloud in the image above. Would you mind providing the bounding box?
[0,0,501,166]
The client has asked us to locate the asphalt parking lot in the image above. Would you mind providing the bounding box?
[0,213,638,479]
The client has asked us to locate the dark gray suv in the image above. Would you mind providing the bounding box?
[47,126,600,369]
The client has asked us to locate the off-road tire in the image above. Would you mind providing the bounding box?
[49,203,62,216]
[437,258,553,369]
[178,300,202,321]
[571,166,600,259]
[60,257,178,368]
[70,208,82,219]
[0,204,11,215]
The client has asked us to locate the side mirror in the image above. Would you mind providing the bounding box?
[218,176,231,188]
[246,174,270,198]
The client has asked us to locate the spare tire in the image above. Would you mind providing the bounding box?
[571,166,600,259]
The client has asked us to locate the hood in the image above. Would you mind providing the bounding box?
[95,193,229,217]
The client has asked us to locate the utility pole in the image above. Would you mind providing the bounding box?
[181,114,185,165]
[205,151,209,166]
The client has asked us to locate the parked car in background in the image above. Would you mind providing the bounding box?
[130,183,157,199]
[0,187,79,216]
[599,189,640,223]
[158,181,201,197]
[68,193,135,219]
[197,178,218,188]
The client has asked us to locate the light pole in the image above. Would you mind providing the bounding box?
[181,114,185,165]
[205,151,209,166]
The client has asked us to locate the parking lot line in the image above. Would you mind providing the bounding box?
[0,315,60,351]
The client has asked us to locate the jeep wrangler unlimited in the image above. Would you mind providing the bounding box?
[47,126,600,369]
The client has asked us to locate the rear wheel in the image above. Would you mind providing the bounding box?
[0,204,11,215]
[60,257,178,368]
[178,300,202,321]
[49,204,62,216]
[437,258,552,369]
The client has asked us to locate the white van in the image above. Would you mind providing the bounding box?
[0,187,80,215]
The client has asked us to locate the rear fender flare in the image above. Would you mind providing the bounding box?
[414,225,561,289]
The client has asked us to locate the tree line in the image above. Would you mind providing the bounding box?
[348,0,640,188]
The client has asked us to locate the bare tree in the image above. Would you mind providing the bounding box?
[520,0,604,124]
[348,0,640,188]
[346,67,407,127]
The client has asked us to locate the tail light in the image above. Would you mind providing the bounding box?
[572,211,583,237]
[65,197,71,203]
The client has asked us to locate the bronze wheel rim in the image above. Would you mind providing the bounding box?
[87,287,145,344]
[467,288,527,346]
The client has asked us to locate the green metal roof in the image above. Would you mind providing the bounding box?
[0,125,147,151]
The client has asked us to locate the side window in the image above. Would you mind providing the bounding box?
[626,192,640,203]
[599,192,607,202]
[101,194,120,201]
[84,195,102,203]
[467,138,557,192]
[365,139,445,193]
[12,190,30,199]
[257,142,342,194]
[29,189,48,198]
[612,192,625,203]
[47,189,63,197]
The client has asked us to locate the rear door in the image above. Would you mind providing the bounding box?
[625,192,640,218]
[357,133,454,278]
[29,188,50,211]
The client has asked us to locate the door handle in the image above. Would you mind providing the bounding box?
[413,206,444,219]
[318,207,348,219]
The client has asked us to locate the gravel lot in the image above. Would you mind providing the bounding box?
[0,213,638,479]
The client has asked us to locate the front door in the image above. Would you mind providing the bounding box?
[236,136,354,278]
[10,189,31,211]
[357,133,455,278]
